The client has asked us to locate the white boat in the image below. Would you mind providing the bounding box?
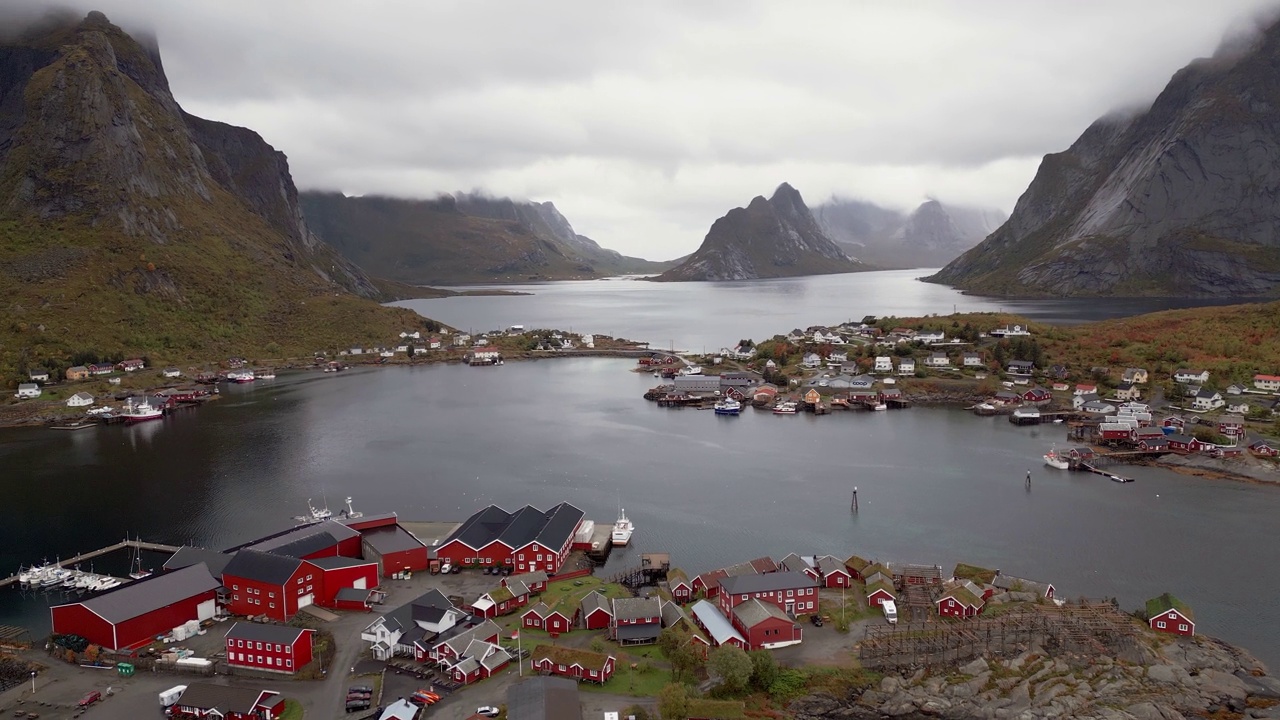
[128,543,152,580]
[40,568,70,587]
[772,401,798,415]
[873,403,888,411]
[1044,444,1069,470]
[611,508,634,546]
[227,370,255,383]
[340,496,363,520]
[121,399,163,424]
[75,573,100,590]
[713,398,741,416]
[680,365,703,376]
[256,369,276,380]
[85,406,111,415]
[294,498,332,523]
[96,577,122,590]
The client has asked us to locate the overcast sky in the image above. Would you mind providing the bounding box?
[49,1,1280,259]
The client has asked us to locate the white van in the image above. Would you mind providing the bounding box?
[159,685,187,708]
[882,600,898,624]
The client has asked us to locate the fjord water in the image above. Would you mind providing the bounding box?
[2,272,1277,665]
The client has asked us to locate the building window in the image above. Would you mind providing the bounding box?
[270,603,276,609]
[1179,624,1188,632]
[786,590,793,597]
[518,554,524,560]
[307,574,313,581]
[297,578,303,584]
[286,659,292,668]
[269,591,275,598]
[232,584,238,590]
[1157,620,1166,629]
[306,585,313,591]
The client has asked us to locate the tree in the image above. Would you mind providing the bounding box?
[708,645,752,694]
[658,627,702,681]
[658,682,689,720]
[748,649,779,691]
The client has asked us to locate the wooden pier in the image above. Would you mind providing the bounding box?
[1,538,180,589]
[610,553,671,589]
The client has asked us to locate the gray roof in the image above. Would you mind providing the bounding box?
[361,525,427,555]
[175,684,278,714]
[991,575,1054,597]
[616,623,660,641]
[778,554,810,572]
[580,591,610,617]
[444,503,583,552]
[660,601,688,628]
[55,563,219,625]
[307,556,375,570]
[507,676,581,720]
[437,619,501,655]
[611,596,662,622]
[720,571,817,596]
[524,601,551,619]
[164,546,233,578]
[224,622,308,645]
[222,549,304,586]
[336,587,371,602]
[817,555,847,577]
[507,570,548,588]
[690,600,746,646]
[237,520,361,559]
[732,598,793,628]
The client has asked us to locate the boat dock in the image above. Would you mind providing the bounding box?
[1,538,180,589]
[1074,460,1134,483]
[584,523,615,563]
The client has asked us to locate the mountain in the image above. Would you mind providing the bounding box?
[651,183,866,281]
[0,11,431,376]
[299,191,672,285]
[814,198,1005,269]
[928,19,1280,297]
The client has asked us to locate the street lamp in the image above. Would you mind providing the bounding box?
[30,671,35,693]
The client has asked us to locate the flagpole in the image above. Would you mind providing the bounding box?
[517,630,523,676]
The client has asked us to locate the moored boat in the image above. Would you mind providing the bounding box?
[611,508,634,546]
[713,398,742,416]
[1044,444,1069,470]
[121,399,163,424]
[772,401,798,415]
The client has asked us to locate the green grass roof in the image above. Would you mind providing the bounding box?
[952,563,998,585]
[865,579,895,599]
[1146,593,1193,620]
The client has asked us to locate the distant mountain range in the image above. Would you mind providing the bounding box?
[0,11,429,376]
[814,198,1006,269]
[652,183,867,281]
[929,16,1280,297]
[300,191,673,285]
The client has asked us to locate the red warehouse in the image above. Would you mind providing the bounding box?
[731,599,802,650]
[1147,594,1195,636]
[170,684,284,719]
[50,563,219,651]
[225,622,314,674]
[345,514,430,576]
[1165,434,1204,454]
[222,550,317,622]
[716,572,819,617]
[236,520,363,561]
[434,503,584,574]
[306,556,379,607]
[530,644,615,683]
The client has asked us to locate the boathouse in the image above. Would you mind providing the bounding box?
[1165,434,1204,454]
[611,597,662,645]
[224,623,314,674]
[170,684,283,720]
[50,563,220,651]
[732,599,803,650]
[1147,594,1195,636]
[530,645,616,684]
[434,503,584,574]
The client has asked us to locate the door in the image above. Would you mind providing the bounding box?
[785,601,795,616]
[354,577,367,590]
[298,594,314,609]
[196,599,216,621]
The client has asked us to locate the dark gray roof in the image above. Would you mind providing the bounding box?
[616,624,660,641]
[612,596,662,622]
[379,589,456,633]
[175,683,279,713]
[444,503,583,552]
[163,546,233,578]
[222,549,303,586]
[54,563,219,625]
[336,587,371,602]
[720,571,817,596]
[580,591,610,617]
[733,598,792,628]
[362,525,427,555]
[238,520,361,559]
[307,556,375,570]
[224,622,308,645]
[507,676,581,720]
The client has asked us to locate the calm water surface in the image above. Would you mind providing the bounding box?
[2,360,1278,666]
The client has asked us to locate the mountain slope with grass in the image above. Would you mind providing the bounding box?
[0,11,435,379]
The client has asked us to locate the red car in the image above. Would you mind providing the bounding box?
[78,691,102,707]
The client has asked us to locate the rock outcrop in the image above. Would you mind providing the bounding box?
[300,191,671,284]
[790,635,1280,720]
[653,183,867,281]
[815,198,1005,269]
[929,18,1280,297]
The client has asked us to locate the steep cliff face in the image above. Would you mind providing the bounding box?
[930,19,1280,296]
[301,191,671,284]
[653,183,866,281]
[0,12,428,373]
[815,198,1005,269]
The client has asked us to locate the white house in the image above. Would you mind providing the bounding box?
[924,353,950,368]
[916,330,945,344]
[15,383,40,399]
[1174,369,1210,384]
[67,392,94,408]
[962,353,983,368]
[394,344,410,353]
[454,333,472,345]
[991,324,1031,337]
[802,353,823,369]
[827,351,848,365]
[580,334,594,348]
[475,337,490,347]
[1192,389,1225,411]
[27,369,49,382]
[379,349,395,358]
[413,346,428,355]
[1254,374,1280,392]
[348,347,365,355]
[874,356,893,373]
[1226,402,1251,415]
[764,359,777,370]
[361,590,465,661]
[399,330,421,340]
[897,358,916,376]
[162,367,181,379]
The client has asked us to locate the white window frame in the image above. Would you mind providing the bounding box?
[1156,620,1166,629]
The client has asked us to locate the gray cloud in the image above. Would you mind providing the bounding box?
[12,0,1280,260]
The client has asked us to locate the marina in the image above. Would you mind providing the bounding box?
[0,539,179,589]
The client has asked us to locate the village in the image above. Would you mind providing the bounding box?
[639,319,1280,478]
[0,495,1211,720]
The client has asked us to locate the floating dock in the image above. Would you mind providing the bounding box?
[1,538,180,589]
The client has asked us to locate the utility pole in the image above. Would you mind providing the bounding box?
[851,486,858,513]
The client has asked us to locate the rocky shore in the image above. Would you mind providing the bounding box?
[790,634,1280,720]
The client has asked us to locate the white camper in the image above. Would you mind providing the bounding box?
[882,600,898,624]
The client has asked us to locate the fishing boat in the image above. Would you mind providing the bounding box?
[1043,444,1070,470]
[772,401,798,415]
[40,568,71,588]
[972,403,998,416]
[713,398,742,416]
[121,399,163,424]
[611,508,634,546]
[227,370,255,383]
[293,498,332,524]
[340,496,363,520]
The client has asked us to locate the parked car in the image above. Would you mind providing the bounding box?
[77,691,102,707]
[345,700,370,713]
[809,613,823,627]
[451,564,462,574]
[477,707,501,718]
[348,685,373,694]
[439,562,452,574]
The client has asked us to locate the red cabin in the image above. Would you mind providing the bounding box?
[224,623,314,674]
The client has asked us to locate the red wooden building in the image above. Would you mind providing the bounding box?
[937,582,985,619]
[522,602,574,634]
[816,556,851,588]
[667,568,693,603]
[611,596,662,645]
[530,644,615,683]
[346,514,430,576]
[224,623,314,674]
[504,571,548,595]
[428,620,501,663]
[1147,594,1195,636]
[170,684,284,719]
[305,556,379,608]
[434,503,584,574]
[222,550,316,622]
[579,591,612,631]
[473,579,531,618]
[716,572,818,617]
[50,563,219,651]
[865,577,896,607]
[1165,434,1204,454]
[731,599,802,650]
[236,520,363,561]
[1021,386,1052,404]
